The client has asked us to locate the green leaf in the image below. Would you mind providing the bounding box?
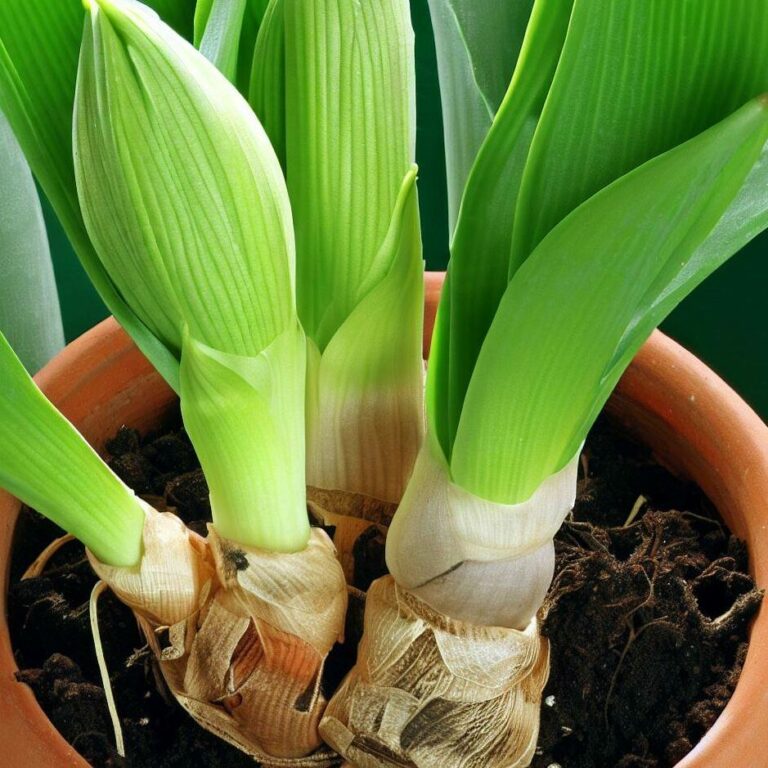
[595,136,768,426]
[284,0,416,350]
[0,330,145,567]
[432,0,768,463]
[275,0,424,499]
[75,0,295,358]
[194,0,247,83]
[180,324,308,552]
[196,0,268,92]
[306,169,424,502]
[427,0,535,230]
[194,0,214,43]
[510,0,768,265]
[0,0,181,390]
[235,0,271,93]
[430,0,573,455]
[450,97,768,504]
[249,0,286,166]
[0,110,64,373]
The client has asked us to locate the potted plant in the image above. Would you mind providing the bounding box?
[3,287,768,768]
[1,0,767,766]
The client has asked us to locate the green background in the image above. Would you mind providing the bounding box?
[43,0,768,419]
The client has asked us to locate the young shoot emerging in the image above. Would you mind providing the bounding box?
[0,330,145,568]
[74,0,306,552]
[251,0,425,505]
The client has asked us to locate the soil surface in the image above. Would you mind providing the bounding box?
[8,413,761,768]
[532,420,762,768]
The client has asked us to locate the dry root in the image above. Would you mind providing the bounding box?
[90,507,348,766]
[320,576,550,768]
[307,486,396,589]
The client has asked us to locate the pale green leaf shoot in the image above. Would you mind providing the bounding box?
[284,0,416,348]
[75,0,295,358]
[194,0,248,83]
[249,0,286,167]
[180,323,308,551]
[307,169,424,503]
[0,330,145,567]
[76,0,305,550]
[276,0,424,501]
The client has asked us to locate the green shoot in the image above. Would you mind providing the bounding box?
[75,0,307,551]
[252,0,424,502]
[194,0,268,93]
[248,0,285,167]
[450,98,768,503]
[0,1,193,388]
[194,0,248,83]
[0,330,145,567]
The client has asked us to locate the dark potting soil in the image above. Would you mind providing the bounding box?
[7,413,761,768]
[532,423,762,768]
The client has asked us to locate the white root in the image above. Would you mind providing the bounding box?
[22,533,76,580]
[89,580,125,758]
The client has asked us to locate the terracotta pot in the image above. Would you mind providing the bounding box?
[1,272,767,767]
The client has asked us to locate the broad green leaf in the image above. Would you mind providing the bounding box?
[0,0,181,389]
[451,98,768,504]
[427,0,534,230]
[0,330,144,567]
[306,170,424,502]
[431,0,768,462]
[249,0,286,166]
[594,135,768,426]
[75,0,295,358]
[0,110,64,373]
[431,0,573,455]
[180,324,308,551]
[284,0,415,349]
[511,0,768,265]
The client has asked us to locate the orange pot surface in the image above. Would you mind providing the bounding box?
[1,273,766,767]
